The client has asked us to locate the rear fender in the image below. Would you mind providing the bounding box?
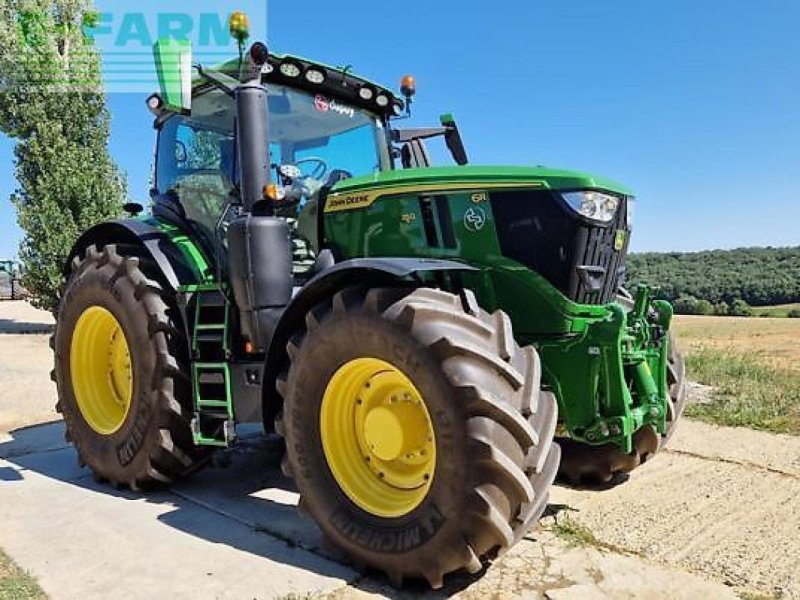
[64,218,211,290]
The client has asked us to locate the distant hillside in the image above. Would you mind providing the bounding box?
[626,246,800,308]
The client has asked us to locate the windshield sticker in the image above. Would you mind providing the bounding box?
[314,94,355,119]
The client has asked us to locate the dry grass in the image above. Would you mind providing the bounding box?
[673,315,800,373]
[672,315,800,435]
[0,549,46,599]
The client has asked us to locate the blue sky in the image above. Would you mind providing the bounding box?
[1,0,799,258]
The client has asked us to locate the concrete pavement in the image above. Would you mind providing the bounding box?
[0,423,357,600]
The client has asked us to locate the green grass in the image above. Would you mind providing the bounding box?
[750,303,800,318]
[551,517,601,548]
[685,349,800,435]
[0,549,46,600]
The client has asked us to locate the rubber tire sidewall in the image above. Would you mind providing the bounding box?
[284,311,471,564]
[56,259,163,480]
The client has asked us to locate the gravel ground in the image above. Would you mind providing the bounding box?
[551,420,800,599]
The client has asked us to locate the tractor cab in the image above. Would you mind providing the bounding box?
[148,40,466,279]
[152,71,392,270]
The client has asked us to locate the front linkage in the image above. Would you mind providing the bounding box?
[538,285,676,483]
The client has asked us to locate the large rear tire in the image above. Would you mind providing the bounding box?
[277,287,559,588]
[52,244,208,489]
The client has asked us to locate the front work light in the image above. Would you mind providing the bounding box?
[562,191,620,223]
[305,68,326,84]
[280,62,301,78]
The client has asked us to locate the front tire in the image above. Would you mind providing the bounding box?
[52,244,207,489]
[277,287,559,588]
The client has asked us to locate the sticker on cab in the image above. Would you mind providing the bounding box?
[314,94,355,118]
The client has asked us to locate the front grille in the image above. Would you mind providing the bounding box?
[490,190,630,305]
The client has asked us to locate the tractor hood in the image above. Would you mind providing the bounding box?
[330,165,633,197]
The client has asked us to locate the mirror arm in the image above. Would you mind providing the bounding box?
[196,65,238,98]
[392,127,448,143]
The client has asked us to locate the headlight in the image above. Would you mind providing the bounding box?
[626,197,635,227]
[561,191,621,223]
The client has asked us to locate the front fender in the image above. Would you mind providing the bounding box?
[261,257,477,430]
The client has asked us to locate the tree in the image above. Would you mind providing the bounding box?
[695,299,714,316]
[672,295,699,315]
[0,1,126,310]
[729,298,753,317]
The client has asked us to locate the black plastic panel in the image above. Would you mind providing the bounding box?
[490,190,630,305]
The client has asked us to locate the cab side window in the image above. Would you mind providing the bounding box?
[156,116,236,240]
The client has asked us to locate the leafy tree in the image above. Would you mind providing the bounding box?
[672,295,699,315]
[0,0,126,310]
[788,309,800,319]
[713,301,730,316]
[695,299,714,316]
[729,298,753,317]
[627,247,800,309]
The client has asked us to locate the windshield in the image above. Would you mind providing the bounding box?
[267,85,390,179]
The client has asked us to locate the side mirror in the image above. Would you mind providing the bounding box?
[440,114,468,166]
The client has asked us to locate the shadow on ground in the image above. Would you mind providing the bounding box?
[0,318,54,334]
[0,422,512,596]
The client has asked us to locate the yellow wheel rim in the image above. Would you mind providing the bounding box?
[320,358,436,518]
[69,306,133,435]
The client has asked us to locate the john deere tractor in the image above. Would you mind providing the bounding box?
[51,22,685,589]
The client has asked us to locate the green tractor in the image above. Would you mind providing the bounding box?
[51,24,685,589]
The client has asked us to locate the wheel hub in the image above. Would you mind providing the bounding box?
[320,358,436,518]
[69,306,133,435]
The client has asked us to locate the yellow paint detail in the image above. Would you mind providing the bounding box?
[324,181,545,213]
[471,192,488,204]
[70,306,133,435]
[614,230,627,251]
[320,357,436,518]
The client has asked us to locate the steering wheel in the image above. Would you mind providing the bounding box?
[294,157,329,181]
